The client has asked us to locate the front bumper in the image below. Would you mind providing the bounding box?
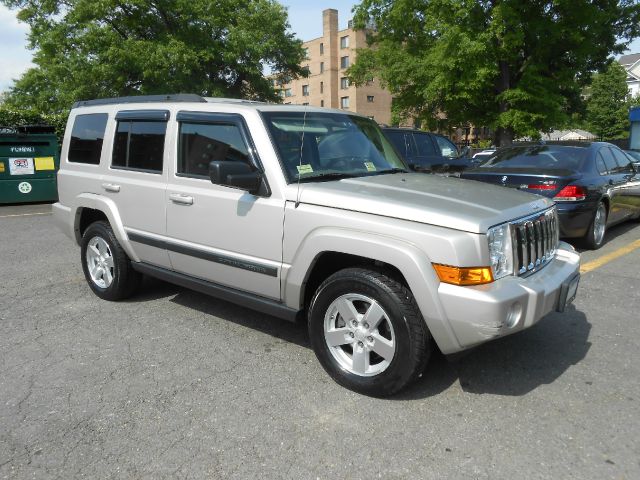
[436,241,580,353]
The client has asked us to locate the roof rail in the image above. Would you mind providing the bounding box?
[72,94,207,108]
[203,97,266,105]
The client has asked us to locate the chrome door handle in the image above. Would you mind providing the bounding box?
[101,183,120,192]
[169,193,194,205]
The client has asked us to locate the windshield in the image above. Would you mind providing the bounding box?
[475,146,588,172]
[261,111,407,182]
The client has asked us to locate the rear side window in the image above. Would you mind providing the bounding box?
[595,152,607,175]
[385,131,417,159]
[599,148,618,174]
[68,113,108,164]
[112,121,167,173]
[178,122,250,178]
[413,133,438,156]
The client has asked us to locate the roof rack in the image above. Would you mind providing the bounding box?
[203,97,266,105]
[72,94,207,108]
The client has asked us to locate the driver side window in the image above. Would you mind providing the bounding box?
[178,122,250,178]
[434,136,458,158]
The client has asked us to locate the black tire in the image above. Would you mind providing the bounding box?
[308,267,430,397]
[583,201,607,250]
[81,221,141,301]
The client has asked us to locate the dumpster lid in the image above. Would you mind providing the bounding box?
[0,125,56,135]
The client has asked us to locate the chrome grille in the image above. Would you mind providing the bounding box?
[511,207,559,276]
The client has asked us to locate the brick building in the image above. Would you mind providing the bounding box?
[273,9,394,125]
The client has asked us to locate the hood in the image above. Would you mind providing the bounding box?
[291,173,554,234]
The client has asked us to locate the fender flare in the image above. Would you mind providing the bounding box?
[283,227,463,353]
[71,193,140,262]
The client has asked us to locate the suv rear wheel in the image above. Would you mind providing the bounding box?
[81,221,141,300]
[308,267,430,396]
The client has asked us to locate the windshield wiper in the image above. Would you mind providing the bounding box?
[298,172,361,182]
[373,167,408,174]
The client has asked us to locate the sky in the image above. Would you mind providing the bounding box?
[0,0,639,94]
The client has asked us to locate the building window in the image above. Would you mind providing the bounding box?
[367,95,374,103]
[340,36,349,49]
[303,47,309,59]
[284,88,292,97]
[365,76,374,85]
[320,42,324,55]
[302,102,309,106]
[302,85,309,96]
[302,65,310,75]
[340,77,350,89]
[320,61,324,73]
[340,56,349,69]
[320,81,324,93]
[340,96,350,109]
[321,100,324,107]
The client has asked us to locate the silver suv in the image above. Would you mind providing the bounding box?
[53,95,580,396]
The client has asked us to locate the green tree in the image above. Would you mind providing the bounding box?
[1,0,306,115]
[349,0,640,145]
[586,62,632,139]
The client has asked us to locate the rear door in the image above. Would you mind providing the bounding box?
[103,110,171,268]
[598,147,628,224]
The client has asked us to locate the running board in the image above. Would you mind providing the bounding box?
[132,262,299,322]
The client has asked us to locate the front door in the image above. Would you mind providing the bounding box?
[165,112,284,300]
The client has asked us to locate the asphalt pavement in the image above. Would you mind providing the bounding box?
[1,203,639,479]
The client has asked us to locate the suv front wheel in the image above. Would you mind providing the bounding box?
[308,268,430,397]
[81,221,141,301]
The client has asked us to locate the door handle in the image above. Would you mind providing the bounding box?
[169,193,194,205]
[101,183,120,193]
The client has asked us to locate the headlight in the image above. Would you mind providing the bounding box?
[488,223,513,280]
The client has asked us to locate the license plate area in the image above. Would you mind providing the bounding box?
[557,272,580,312]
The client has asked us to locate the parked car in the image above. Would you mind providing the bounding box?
[382,127,471,174]
[624,149,640,168]
[53,95,580,396]
[461,142,640,249]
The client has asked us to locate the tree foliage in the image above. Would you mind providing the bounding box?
[1,0,306,115]
[586,62,633,139]
[349,0,640,145]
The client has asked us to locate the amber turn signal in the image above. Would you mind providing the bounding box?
[432,264,494,286]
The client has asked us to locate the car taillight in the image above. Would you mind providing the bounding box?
[527,184,556,190]
[554,185,586,201]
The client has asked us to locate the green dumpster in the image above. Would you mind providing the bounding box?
[0,125,60,204]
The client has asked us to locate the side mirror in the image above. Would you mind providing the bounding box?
[209,161,262,194]
[458,146,471,158]
[633,161,640,173]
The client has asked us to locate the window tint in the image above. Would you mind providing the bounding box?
[112,121,166,173]
[599,148,618,174]
[434,136,458,158]
[178,122,250,177]
[611,148,634,173]
[68,113,108,164]
[595,152,607,175]
[413,133,437,156]
[385,131,417,160]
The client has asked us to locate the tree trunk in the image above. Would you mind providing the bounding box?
[494,60,514,147]
[495,126,514,146]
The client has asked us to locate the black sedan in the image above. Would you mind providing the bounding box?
[460,142,640,249]
[382,127,472,174]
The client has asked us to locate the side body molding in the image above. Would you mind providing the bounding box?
[71,193,140,262]
[282,227,463,353]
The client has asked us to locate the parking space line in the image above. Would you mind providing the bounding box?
[0,212,51,218]
[580,239,640,273]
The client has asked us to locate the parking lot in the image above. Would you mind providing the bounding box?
[1,202,639,479]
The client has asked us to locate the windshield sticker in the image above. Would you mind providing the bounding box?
[9,158,35,176]
[364,162,377,172]
[296,164,314,174]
